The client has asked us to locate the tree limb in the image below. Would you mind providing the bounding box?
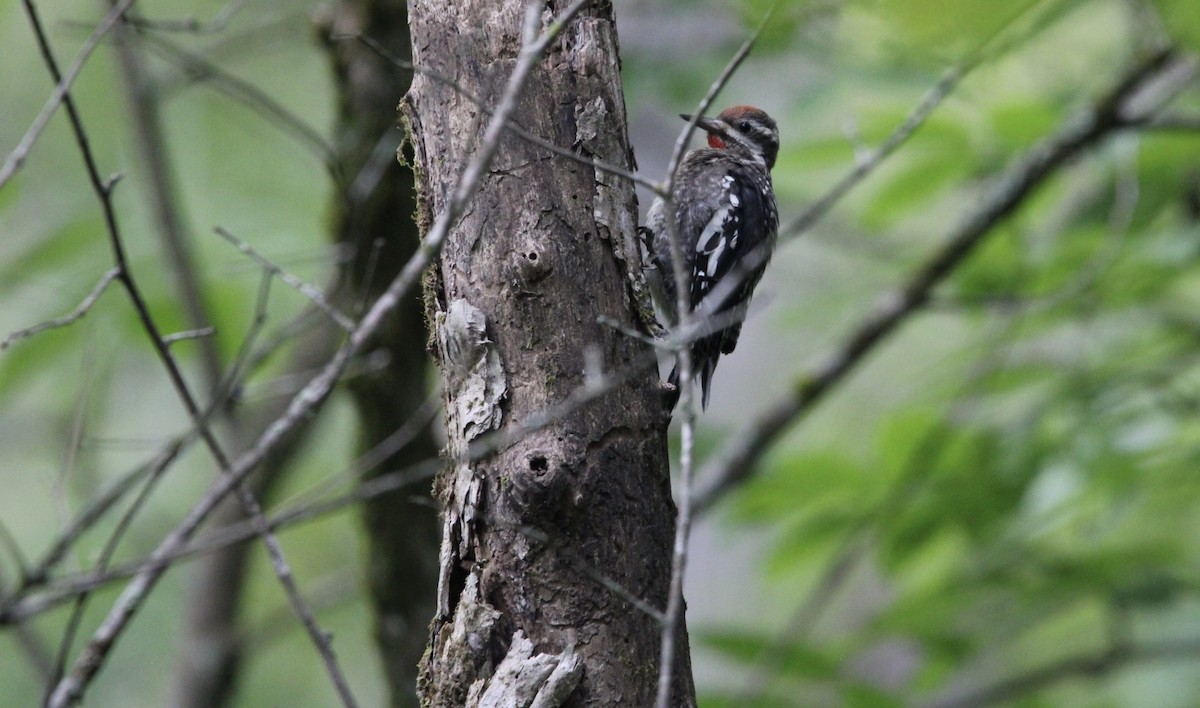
[693,48,1192,513]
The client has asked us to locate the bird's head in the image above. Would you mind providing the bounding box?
[680,105,780,169]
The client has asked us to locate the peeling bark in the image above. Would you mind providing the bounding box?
[407,1,694,705]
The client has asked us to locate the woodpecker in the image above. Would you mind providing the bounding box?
[641,105,780,410]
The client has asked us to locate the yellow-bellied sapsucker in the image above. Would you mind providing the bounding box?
[641,105,780,409]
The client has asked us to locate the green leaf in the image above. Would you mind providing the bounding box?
[786,136,857,171]
[988,100,1062,149]
[699,627,843,680]
[697,693,794,708]
[859,147,974,229]
[1150,0,1200,50]
[866,0,1044,59]
[843,683,905,708]
[733,449,873,521]
[950,224,1025,301]
[734,0,809,52]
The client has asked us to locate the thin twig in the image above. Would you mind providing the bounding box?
[21,438,187,591]
[17,2,355,703]
[45,2,592,703]
[44,422,188,704]
[782,61,970,242]
[1144,114,1200,132]
[0,0,137,188]
[654,8,776,706]
[767,2,1064,276]
[216,269,274,405]
[109,12,224,391]
[4,342,665,622]
[0,459,439,623]
[345,32,659,192]
[135,31,338,175]
[123,0,246,34]
[1,268,121,350]
[783,0,1065,244]
[216,226,355,331]
[163,327,216,345]
[4,338,652,620]
[0,522,33,587]
[8,269,273,620]
[692,49,1190,514]
[0,565,55,682]
[924,636,1200,708]
[189,390,440,550]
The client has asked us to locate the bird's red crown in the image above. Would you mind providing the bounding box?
[707,105,766,149]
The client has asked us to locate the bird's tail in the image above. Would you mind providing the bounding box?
[666,353,719,411]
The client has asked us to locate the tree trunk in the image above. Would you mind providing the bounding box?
[169,2,439,705]
[405,1,695,705]
[322,1,440,705]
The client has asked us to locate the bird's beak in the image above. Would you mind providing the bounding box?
[679,113,725,135]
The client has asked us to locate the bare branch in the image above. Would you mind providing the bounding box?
[135,31,338,174]
[45,2,593,703]
[162,327,217,345]
[3,339,660,622]
[782,60,971,241]
[0,565,55,682]
[783,0,1069,243]
[1144,114,1200,132]
[3,338,669,625]
[216,226,356,331]
[655,9,776,707]
[22,437,187,590]
[0,522,33,583]
[45,426,189,704]
[693,48,1192,514]
[925,636,1200,708]
[16,1,354,702]
[1,458,438,624]
[0,0,137,188]
[109,13,224,391]
[123,0,246,34]
[2,268,121,350]
[659,16,767,197]
[9,269,276,617]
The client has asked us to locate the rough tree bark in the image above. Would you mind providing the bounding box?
[405,1,695,705]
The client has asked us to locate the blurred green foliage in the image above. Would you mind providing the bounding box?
[687,0,1200,706]
[0,0,381,705]
[3,0,1200,706]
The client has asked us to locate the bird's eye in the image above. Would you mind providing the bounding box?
[736,121,751,131]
